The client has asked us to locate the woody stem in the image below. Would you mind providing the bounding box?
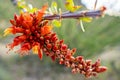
[11,0,106,20]
[43,9,105,20]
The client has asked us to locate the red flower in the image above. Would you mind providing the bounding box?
[41,25,53,35]
[7,35,27,50]
[16,42,31,55]
[37,5,47,23]
[4,5,49,58]
[4,27,13,36]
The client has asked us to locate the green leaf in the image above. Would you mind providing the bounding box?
[50,1,58,14]
[65,0,75,12]
[29,8,38,13]
[51,1,57,8]
[52,20,61,27]
[80,17,93,22]
[17,0,37,13]
[65,0,82,12]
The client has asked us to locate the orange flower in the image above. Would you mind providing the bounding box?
[16,42,31,55]
[4,26,24,36]
[41,25,53,36]
[21,12,33,28]
[37,5,48,22]
[7,35,27,50]
[32,43,43,59]
[5,5,49,55]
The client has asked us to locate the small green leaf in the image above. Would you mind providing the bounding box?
[80,17,93,22]
[29,8,38,13]
[51,1,57,8]
[65,0,82,12]
[52,20,61,27]
[51,2,58,14]
[17,0,37,13]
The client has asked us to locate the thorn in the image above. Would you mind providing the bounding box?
[80,20,85,32]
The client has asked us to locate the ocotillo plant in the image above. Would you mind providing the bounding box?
[4,0,107,78]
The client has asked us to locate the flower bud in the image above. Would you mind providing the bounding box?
[71,63,75,68]
[96,66,107,73]
[61,44,67,51]
[72,68,76,74]
[76,56,83,63]
[59,58,64,64]
[47,43,52,49]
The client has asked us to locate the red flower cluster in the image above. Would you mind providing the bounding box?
[4,5,50,59]
[42,32,107,78]
[4,5,107,78]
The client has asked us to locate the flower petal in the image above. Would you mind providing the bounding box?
[38,49,43,60]
[4,28,13,36]
[32,45,39,54]
[41,25,53,35]
[37,5,47,22]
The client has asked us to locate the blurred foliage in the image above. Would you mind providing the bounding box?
[0,0,120,80]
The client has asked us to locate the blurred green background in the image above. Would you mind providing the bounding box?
[0,0,120,80]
